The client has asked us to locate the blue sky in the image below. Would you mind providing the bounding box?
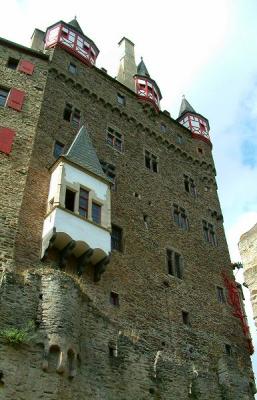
[2,0,257,390]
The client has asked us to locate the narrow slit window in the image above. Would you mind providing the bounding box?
[182,311,190,326]
[110,291,119,306]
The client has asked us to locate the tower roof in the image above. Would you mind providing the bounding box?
[64,126,107,180]
[178,96,196,117]
[68,18,84,35]
[137,58,150,77]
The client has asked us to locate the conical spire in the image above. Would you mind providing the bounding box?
[178,95,196,117]
[68,17,84,35]
[64,126,107,180]
[137,57,150,77]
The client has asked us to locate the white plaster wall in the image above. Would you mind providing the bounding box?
[63,163,108,201]
[48,164,63,202]
[42,208,111,255]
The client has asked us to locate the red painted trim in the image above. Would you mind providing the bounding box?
[0,127,15,154]
[56,43,93,67]
[7,88,25,112]
[18,60,35,75]
[137,96,160,113]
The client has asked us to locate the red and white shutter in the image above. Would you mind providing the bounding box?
[18,60,35,75]
[0,127,15,154]
[7,88,25,111]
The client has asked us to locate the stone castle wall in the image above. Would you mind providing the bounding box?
[0,39,255,399]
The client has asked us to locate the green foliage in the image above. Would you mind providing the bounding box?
[0,320,36,345]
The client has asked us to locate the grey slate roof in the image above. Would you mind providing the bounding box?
[64,126,107,181]
[68,18,84,35]
[137,58,150,77]
[178,96,196,117]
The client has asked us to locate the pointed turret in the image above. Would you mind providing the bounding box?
[45,18,99,66]
[177,96,211,146]
[137,58,150,77]
[67,17,84,35]
[134,57,162,111]
[178,96,196,117]
[64,126,107,180]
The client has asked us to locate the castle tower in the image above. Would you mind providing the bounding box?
[41,125,111,281]
[134,57,162,111]
[177,95,211,146]
[45,18,99,66]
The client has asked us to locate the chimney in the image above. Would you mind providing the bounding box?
[116,37,136,91]
[31,29,45,52]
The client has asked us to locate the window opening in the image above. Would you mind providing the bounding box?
[117,93,125,106]
[166,249,182,279]
[217,286,226,304]
[65,189,76,212]
[0,88,9,107]
[173,205,188,230]
[92,202,101,224]
[110,291,119,306]
[79,188,89,217]
[71,108,81,128]
[182,311,190,326]
[106,127,123,152]
[7,57,19,70]
[53,141,64,158]
[68,63,77,74]
[202,220,217,246]
[63,103,73,121]
[225,344,232,356]
[111,224,123,251]
[144,150,158,173]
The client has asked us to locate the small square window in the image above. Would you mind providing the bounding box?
[176,135,183,144]
[117,93,125,106]
[182,311,190,326]
[198,147,203,154]
[92,202,101,224]
[110,291,119,306]
[0,88,9,107]
[7,57,19,70]
[53,141,64,158]
[68,63,77,74]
